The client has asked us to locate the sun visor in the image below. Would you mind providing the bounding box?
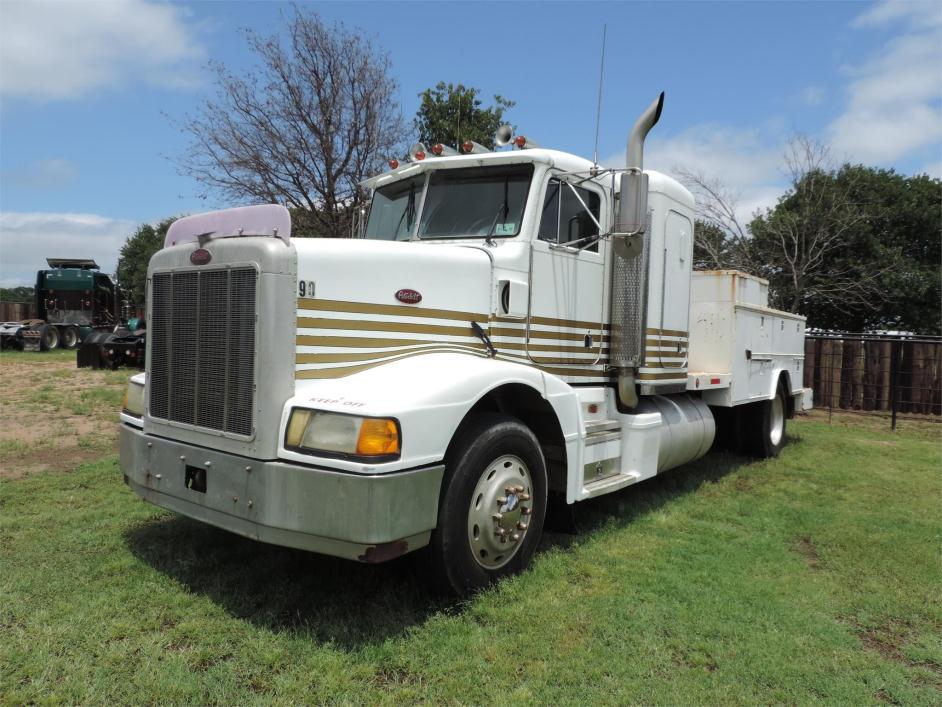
[164,204,292,248]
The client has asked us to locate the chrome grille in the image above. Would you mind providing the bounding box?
[149,267,257,435]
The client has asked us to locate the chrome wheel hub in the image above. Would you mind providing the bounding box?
[467,454,533,569]
[770,393,785,446]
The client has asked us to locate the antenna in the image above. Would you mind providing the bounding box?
[592,24,607,167]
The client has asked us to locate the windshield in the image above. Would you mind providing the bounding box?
[364,175,423,241]
[364,164,533,241]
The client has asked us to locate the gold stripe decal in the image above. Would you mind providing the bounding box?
[298,317,475,338]
[636,371,689,381]
[297,298,484,322]
[296,348,611,380]
[645,327,689,337]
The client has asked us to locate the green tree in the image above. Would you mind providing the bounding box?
[413,82,514,149]
[0,286,35,303]
[749,160,941,334]
[116,218,176,309]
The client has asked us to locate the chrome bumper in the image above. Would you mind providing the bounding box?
[119,424,444,562]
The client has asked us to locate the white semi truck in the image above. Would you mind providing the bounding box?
[120,94,811,595]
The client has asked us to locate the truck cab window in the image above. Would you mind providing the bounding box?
[418,164,533,239]
[538,178,601,251]
[364,175,425,241]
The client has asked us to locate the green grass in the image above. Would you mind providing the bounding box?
[1,416,940,704]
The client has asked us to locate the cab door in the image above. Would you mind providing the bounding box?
[527,177,606,367]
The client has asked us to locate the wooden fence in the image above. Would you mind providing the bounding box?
[0,302,36,321]
[804,334,942,420]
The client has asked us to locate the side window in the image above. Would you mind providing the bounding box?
[538,180,560,242]
[537,178,601,252]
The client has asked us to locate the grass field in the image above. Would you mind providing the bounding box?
[1,351,940,704]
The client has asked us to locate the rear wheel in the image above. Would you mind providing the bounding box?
[60,326,79,350]
[40,324,59,351]
[745,381,788,458]
[429,413,547,596]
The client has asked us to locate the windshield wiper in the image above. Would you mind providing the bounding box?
[484,177,511,244]
[393,183,416,239]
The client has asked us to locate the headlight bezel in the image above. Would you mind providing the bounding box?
[284,407,402,462]
[122,379,145,418]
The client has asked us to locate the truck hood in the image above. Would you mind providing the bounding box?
[293,239,494,381]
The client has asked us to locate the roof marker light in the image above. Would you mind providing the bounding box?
[388,158,399,169]
[459,140,490,155]
[430,143,458,156]
[409,142,428,162]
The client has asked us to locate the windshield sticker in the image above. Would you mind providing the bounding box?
[495,223,516,235]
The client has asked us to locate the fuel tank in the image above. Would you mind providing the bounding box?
[635,394,715,472]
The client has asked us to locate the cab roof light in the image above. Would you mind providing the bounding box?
[430,143,458,156]
[388,158,400,169]
[459,140,490,155]
[409,142,427,161]
[514,134,539,149]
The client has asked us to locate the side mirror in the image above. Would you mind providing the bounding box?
[613,171,648,258]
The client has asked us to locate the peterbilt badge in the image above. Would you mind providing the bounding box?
[190,248,212,265]
[395,288,422,304]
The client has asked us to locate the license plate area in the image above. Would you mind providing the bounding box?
[184,465,207,493]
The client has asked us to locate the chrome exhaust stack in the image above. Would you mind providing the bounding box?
[612,92,664,408]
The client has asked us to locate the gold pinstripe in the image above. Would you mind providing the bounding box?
[297,297,484,321]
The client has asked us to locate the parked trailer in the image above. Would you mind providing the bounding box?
[120,93,812,595]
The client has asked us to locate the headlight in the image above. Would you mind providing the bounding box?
[123,379,144,417]
[285,408,400,459]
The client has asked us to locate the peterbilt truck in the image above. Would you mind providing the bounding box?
[120,93,811,595]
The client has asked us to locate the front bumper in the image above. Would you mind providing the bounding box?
[120,424,444,562]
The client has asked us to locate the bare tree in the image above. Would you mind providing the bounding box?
[674,168,758,272]
[174,8,405,237]
[675,136,890,321]
[750,136,887,315]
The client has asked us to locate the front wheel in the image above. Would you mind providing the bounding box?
[429,413,547,596]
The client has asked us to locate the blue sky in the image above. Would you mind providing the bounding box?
[1,0,940,285]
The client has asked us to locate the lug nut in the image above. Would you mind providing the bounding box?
[515,485,524,493]
[505,485,515,494]
[519,493,530,501]
[517,522,528,531]
[521,506,531,516]
[497,497,507,505]
[492,513,503,522]
[511,532,521,542]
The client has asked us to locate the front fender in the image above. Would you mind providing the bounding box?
[278,352,581,474]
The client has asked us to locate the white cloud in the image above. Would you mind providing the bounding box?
[2,159,79,189]
[604,124,788,226]
[800,86,826,107]
[0,0,205,101]
[829,0,942,164]
[0,212,135,286]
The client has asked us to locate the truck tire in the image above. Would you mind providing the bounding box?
[745,381,788,458]
[60,325,79,350]
[429,413,548,596]
[40,324,59,351]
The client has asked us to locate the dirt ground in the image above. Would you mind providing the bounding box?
[0,351,133,479]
